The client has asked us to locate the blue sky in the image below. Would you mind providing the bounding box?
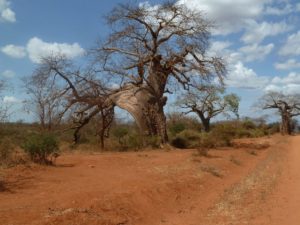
[1,0,300,122]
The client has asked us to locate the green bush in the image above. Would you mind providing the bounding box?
[22,133,59,164]
[169,123,186,136]
[210,124,235,147]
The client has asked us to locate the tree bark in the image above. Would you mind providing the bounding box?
[109,84,168,144]
[281,111,291,135]
[196,111,211,132]
[202,118,210,132]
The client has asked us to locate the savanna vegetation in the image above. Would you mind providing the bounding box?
[0,1,299,170]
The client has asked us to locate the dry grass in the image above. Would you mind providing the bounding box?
[232,141,270,150]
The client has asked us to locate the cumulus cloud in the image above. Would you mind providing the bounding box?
[225,61,269,89]
[241,21,293,44]
[226,64,300,94]
[209,41,232,55]
[279,31,300,56]
[275,59,300,70]
[26,37,85,63]
[3,96,19,103]
[264,4,293,16]
[239,43,274,62]
[1,45,26,58]
[271,72,300,85]
[1,69,15,78]
[178,0,271,35]
[0,0,16,22]
[265,72,300,94]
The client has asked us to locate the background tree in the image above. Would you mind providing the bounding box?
[94,1,226,143]
[28,56,115,149]
[24,67,66,131]
[30,1,225,145]
[260,92,300,135]
[177,86,240,132]
[0,80,10,123]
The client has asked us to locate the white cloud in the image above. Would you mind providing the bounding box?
[225,61,269,89]
[265,4,293,16]
[265,84,300,95]
[1,44,26,58]
[1,69,15,78]
[0,0,16,22]
[241,21,292,44]
[265,72,300,94]
[275,59,300,70]
[26,37,85,63]
[279,31,300,56]
[271,72,300,85]
[3,96,19,103]
[209,41,232,55]
[178,0,271,35]
[239,43,274,62]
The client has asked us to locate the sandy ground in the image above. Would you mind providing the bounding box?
[0,135,299,225]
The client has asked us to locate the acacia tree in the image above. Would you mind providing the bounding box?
[261,92,300,135]
[94,1,226,143]
[177,86,240,132]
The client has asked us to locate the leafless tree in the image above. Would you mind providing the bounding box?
[0,80,10,123]
[24,68,66,131]
[29,55,115,148]
[93,1,226,143]
[177,86,240,132]
[260,92,300,135]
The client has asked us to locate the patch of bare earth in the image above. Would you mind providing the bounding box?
[0,135,294,225]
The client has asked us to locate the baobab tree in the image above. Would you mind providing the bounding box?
[177,86,240,132]
[261,92,300,135]
[92,1,226,143]
[32,1,226,144]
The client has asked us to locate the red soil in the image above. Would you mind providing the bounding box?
[0,135,299,225]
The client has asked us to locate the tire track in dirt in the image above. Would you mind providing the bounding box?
[253,135,300,225]
[202,137,287,225]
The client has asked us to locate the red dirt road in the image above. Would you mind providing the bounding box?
[253,135,300,225]
[1,135,300,225]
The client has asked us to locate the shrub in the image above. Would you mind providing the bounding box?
[0,137,15,166]
[171,136,188,148]
[112,127,129,146]
[171,130,201,149]
[169,122,186,136]
[210,124,235,147]
[22,133,59,164]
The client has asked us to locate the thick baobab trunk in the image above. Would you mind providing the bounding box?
[143,96,168,143]
[109,56,170,144]
[109,84,168,144]
[281,112,291,135]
